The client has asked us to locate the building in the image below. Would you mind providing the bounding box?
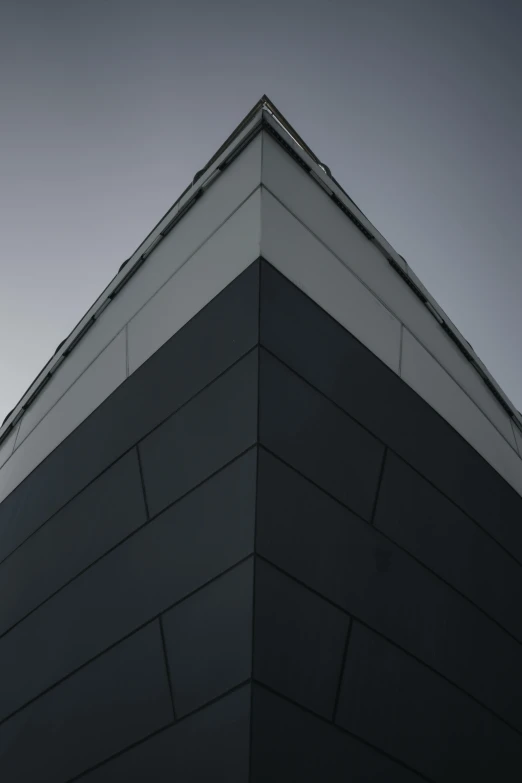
[0,96,521,781]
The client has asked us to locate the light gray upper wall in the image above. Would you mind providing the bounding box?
[257,124,522,498]
[0,105,521,504]
[0,130,262,505]
[261,131,517,445]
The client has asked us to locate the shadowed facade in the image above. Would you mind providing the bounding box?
[0,262,521,781]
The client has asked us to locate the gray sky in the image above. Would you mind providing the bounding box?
[1,0,521,423]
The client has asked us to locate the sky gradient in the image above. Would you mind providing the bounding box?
[1,0,521,422]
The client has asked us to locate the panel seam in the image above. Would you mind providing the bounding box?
[11,420,22,452]
[135,444,151,520]
[331,617,354,722]
[248,261,262,783]
[158,615,177,720]
[125,324,130,377]
[370,447,388,525]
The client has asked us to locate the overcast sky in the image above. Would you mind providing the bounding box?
[1,0,521,423]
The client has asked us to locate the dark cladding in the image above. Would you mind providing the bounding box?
[0,260,521,781]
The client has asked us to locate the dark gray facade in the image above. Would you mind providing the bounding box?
[0,259,521,781]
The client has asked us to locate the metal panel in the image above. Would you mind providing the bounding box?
[254,559,348,719]
[163,560,254,717]
[138,352,258,517]
[0,624,172,782]
[260,188,401,373]
[336,623,521,782]
[374,452,522,642]
[259,350,385,521]
[401,330,522,497]
[251,686,424,782]
[0,451,146,637]
[79,687,251,783]
[128,188,261,374]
